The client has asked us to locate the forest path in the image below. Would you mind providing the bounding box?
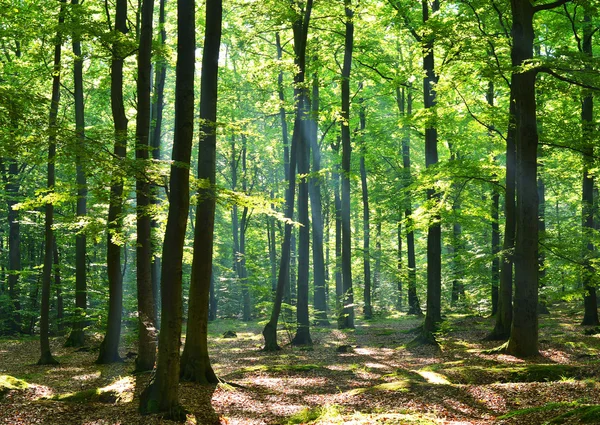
[1,306,599,424]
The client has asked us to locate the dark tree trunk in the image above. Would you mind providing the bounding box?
[581,4,599,326]
[333,143,343,316]
[422,0,441,338]
[398,88,421,316]
[39,0,65,366]
[506,0,539,358]
[308,70,329,327]
[339,0,355,330]
[488,82,500,317]
[97,0,128,365]
[268,194,278,293]
[139,0,196,419]
[373,219,381,303]
[180,0,222,384]
[150,0,167,330]
[489,85,516,341]
[53,240,64,334]
[359,99,372,320]
[450,147,464,307]
[134,0,157,373]
[397,220,403,311]
[65,0,88,348]
[6,160,22,333]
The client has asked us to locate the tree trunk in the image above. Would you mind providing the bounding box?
[488,82,500,317]
[450,147,464,307]
[422,0,441,338]
[339,0,355,330]
[506,0,539,358]
[134,0,157,373]
[397,87,422,316]
[6,160,22,334]
[581,4,599,326]
[180,0,222,384]
[359,98,372,320]
[397,219,403,311]
[139,0,196,418]
[65,0,88,348]
[150,0,167,330]
[333,142,343,317]
[308,70,329,327]
[39,0,65,366]
[53,240,64,334]
[263,1,313,350]
[209,271,217,321]
[97,0,128,365]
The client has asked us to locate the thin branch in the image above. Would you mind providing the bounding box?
[538,66,600,91]
[453,86,507,141]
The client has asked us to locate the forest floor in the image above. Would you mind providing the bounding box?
[1,302,600,425]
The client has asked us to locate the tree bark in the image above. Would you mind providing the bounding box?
[339,0,355,330]
[134,0,157,373]
[580,4,599,326]
[308,70,329,327]
[180,0,222,383]
[65,0,88,348]
[139,0,196,418]
[97,0,129,364]
[263,0,313,351]
[422,0,441,338]
[39,0,66,366]
[488,82,500,317]
[506,0,539,358]
[359,98,372,320]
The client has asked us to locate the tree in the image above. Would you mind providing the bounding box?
[139,0,196,417]
[339,0,355,330]
[359,97,372,319]
[39,0,66,366]
[180,0,223,382]
[96,0,129,364]
[134,0,157,372]
[65,0,88,348]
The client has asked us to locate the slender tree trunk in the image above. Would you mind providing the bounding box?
[308,70,329,326]
[268,194,278,293]
[65,0,88,348]
[134,0,157,372]
[397,219,403,311]
[97,0,129,364]
[339,0,355,329]
[581,4,599,326]
[489,82,500,317]
[6,161,22,333]
[397,87,421,316]
[39,0,66,366]
[53,240,64,334]
[421,0,441,339]
[373,219,381,303]
[263,0,313,351]
[139,0,196,418]
[180,0,222,383]
[506,0,539,358]
[150,0,167,330]
[209,270,217,321]
[450,147,463,307]
[359,98,372,319]
[333,142,343,316]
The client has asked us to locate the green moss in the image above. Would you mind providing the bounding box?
[284,405,342,424]
[548,405,600,424]
[498,402,577,419]
[0,374,29,399]
[442,364,585,384]
[240,363,323,374]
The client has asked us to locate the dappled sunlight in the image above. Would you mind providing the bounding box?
[72,371,102,381]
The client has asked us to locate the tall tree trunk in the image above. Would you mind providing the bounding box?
[97,0,128,365]
[180,0,222,383]
[581,3,599,326]
[333,140,343,317]
[397,219,403,311]
[506,0,539,358]
[139,0,196,418]
[373,219,381,303]
[53,240,64,334]
[39,0,66,366]
[450,147,464,307]
[65,0,88,348]
[397,87,421,316]
[150,0,167,329]
[421,0,441,340]
[134,0,157,372]
[308,70,329,327]
[5,160,22,333]
[263,0,313,351]
[488,82,500,317]
[339,0,355,329]
[489,88,516,340]
[359,98,372,319]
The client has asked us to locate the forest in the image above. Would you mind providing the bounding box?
[0,0,600,423]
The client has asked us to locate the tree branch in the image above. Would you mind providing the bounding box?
[538,66,600,91]
[533,0,571,13]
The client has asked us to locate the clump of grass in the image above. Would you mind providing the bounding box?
[498,401,578,419]
[285,405,342,424]
[548,405,600,424]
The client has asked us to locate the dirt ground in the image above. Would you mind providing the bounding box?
[1,305,599,424]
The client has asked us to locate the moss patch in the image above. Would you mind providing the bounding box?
[548,405,600,424]
[0,374,29,399]
[442,364,587,384]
